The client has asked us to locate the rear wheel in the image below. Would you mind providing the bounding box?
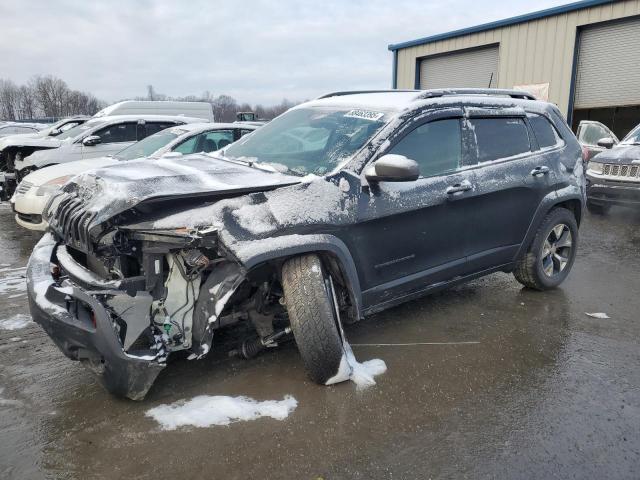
[281,254,344,384]
[514,208,578,290]
[586,200,610,215]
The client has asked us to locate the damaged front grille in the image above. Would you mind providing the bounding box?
[48,193,96,251]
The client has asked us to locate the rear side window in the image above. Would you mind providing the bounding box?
[528,114,562,149]
[145,122,177,137]
[470,118,531,163]
[94,122,137,143]
[388,119,462,178]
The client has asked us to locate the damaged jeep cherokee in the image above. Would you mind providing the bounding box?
[27,89,585,400]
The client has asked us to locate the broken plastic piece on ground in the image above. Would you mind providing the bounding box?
[585,312,610,319]
[145,394,298,430]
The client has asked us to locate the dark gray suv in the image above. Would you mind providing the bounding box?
[27,89,586,399]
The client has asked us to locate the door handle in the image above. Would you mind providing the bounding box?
[446,180,473,195]
[531,166,550,177]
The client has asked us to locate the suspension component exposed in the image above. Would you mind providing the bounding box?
[229,327,292,359]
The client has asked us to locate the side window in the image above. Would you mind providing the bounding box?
[145,122,176,137]
[577,123,611,146]
[94,122,137,143]
[388,119,462,178]
[173,136,198,154]
[239,129,254,138]
[198,129,235,153]
[469,118,531,163]
[528,114,562,149]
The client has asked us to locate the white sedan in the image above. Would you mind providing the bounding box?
[11,122,258,231]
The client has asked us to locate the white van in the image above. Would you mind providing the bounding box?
[94,101,214,121]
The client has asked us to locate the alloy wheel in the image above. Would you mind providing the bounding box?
[541,223,573,278]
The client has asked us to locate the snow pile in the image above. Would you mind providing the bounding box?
[146,395,298,430]
[0,314,32,330]
[325,341,387,389]
[585,312,610,319]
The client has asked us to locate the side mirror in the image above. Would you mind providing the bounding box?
[49,128,61,136]
[82,135,102,146]
[364,154,419,183]
[596,137,615,149]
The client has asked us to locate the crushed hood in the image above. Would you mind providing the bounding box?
[594,144,640,164]
[46,154,301,229]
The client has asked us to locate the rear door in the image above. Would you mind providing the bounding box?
[348,108,477,306]
[463,111,556,272]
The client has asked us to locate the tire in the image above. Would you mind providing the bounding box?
[513,207,578,291]
[586,200,610,215]
[281,254,344,384]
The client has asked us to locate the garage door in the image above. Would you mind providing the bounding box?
[419,45,499,90]
[574,17,640,109]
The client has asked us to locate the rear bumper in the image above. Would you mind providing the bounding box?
[27,234,164,400]
[586,175,640,206]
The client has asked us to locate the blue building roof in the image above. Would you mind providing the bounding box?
[388,0,617,51]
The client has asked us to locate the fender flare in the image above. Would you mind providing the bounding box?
[225,233,363,319]
[515,188,585,260]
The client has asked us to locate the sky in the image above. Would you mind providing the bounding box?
[0,0,571,106]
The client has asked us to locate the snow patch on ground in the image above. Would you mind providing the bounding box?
[0,314,32,330]
[146,395,298,430]
[585,312,610,319]
[0,266,27,296]
[325,341,387,389]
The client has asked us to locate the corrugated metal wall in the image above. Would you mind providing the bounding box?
[419,45,500,89]
[394,0,640,117]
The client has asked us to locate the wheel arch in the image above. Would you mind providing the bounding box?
[515,190,584,262]
[227,234,363,320]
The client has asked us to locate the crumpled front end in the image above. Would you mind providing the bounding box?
[28,212,251,399]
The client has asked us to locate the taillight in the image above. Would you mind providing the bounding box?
[581,146,590,162]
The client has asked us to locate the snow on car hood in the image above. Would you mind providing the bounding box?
[21,157,120,187]
[48,154,302,227]
[0,135,61,152]
[593,144,640,163]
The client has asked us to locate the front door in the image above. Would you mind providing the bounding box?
[82,122,138,159]
[346,112,477,307]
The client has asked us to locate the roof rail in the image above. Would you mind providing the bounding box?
[416,88,536,101]
[317,89,418,99]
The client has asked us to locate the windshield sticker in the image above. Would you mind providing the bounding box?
[344,109,384,121]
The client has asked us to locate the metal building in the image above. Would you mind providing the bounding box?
[389,0,640,137]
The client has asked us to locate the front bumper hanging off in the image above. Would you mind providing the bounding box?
[26,234,164,400]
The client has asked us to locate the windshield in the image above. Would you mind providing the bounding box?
[622,125,640,145]
[115,128,184,160]
[56,119,104,141]
[223,106,388,175]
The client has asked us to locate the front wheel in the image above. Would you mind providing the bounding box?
[514,208,578,290]
[281,254,345,384]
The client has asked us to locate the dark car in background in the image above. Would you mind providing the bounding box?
[585,122,640,214]
[27,89,585,400]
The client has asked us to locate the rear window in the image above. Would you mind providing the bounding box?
[470,118,531,163]
[528,114,562,149]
